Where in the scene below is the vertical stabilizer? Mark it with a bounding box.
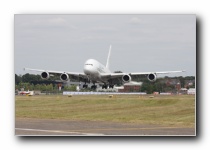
[106,45,112,69]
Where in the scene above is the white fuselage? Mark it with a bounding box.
[83,59,111,83]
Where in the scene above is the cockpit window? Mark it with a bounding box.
[85,64,93,66]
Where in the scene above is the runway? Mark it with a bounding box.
[15,118,195,136]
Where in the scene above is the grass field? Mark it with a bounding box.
[15,94,195,128]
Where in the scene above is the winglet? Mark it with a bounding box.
[106,45,112,69]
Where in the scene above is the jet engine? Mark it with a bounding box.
[60,73,69,81]
[122,74,132,82]
[41,71,50,80]
[147,73,157,82]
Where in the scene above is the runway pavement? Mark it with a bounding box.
[15,118,195,136]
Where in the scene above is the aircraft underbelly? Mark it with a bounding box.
[88,73,107,83]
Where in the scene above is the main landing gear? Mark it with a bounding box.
[102,84,114,89]
[83,84,97,90]
[83,84,88,88]
[83,79,89,89]
[91,85,97,90]
[102,85,108,89]
[82,82,113,90]
[109,85,114,89]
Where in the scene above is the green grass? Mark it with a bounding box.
[15,94,195,128]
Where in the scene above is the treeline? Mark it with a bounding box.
[139,76,195,94]
[15,73,76,93]
[15,82,76,93]
[15,73,60,85]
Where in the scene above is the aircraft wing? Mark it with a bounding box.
[101,70,185,84]
[24,68,87,80]
[101,70,185,78]
[129,70,186,77]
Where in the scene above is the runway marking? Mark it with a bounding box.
[16,126,191,133]
[70,126,187,132]
[15,128,104,136]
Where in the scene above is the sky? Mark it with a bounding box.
[14,14,196,77]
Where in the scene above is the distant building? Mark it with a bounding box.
[180,88,188,94]
[184,80,195,88]
[164,78,180,86]
[187,88,196,95]
[179,88,196,95]
[118,81,142,92]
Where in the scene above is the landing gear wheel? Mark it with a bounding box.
[83,84,88,88]
[102,85,108,89]
[109,85,114,89]
[91,85,97,90]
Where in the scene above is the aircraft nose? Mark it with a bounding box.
[84,65,94,75]
[84,65,97,75]
[84,59,97,75]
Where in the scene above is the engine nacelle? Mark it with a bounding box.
[41,71,50,80]
[60,73,69,81]
[147,73,157,82]
[122,74,132,82]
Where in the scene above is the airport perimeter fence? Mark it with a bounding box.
[63,91,147,95]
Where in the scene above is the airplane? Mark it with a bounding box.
[24,45,185,90]
[19,90,30,95]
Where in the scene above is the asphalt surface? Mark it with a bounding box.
[15,118,195,136]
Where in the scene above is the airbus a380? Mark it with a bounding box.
[24,45,185,90]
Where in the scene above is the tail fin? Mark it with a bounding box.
[106,45,112,69]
